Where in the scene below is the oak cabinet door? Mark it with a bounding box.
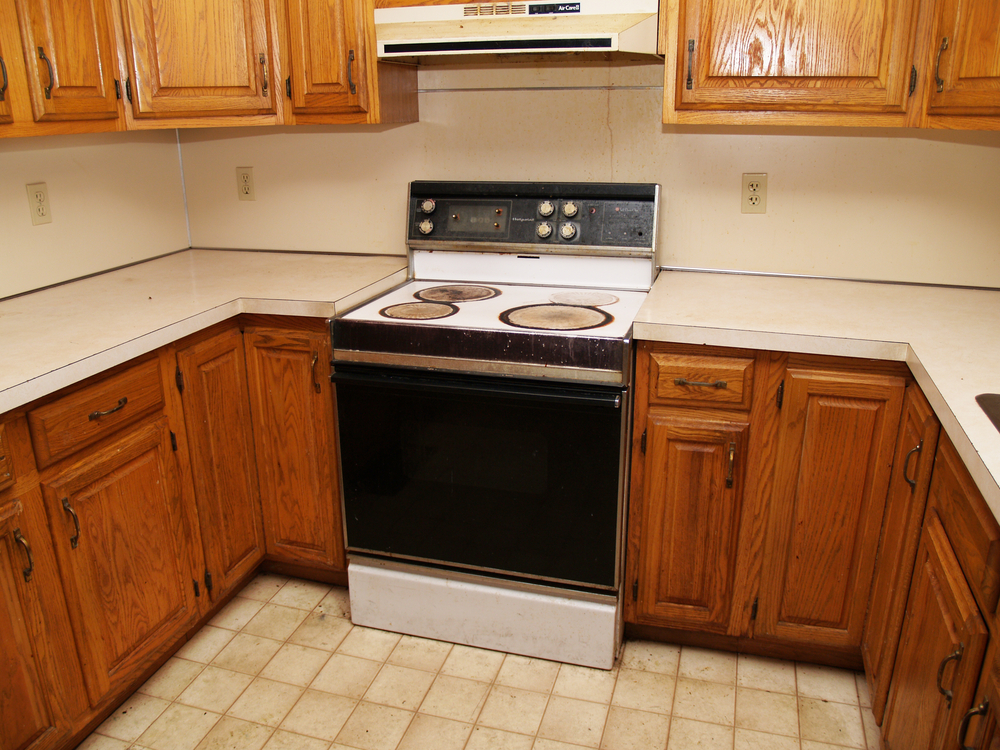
[12,0,120,121]
[0,34,12,124]
[42,416,199,706]
[176,326,265,602]
[631,411,749,635]
[673,0,920,114]
[756,367,904,652]
[926,0,1000,117]
[881,512,988,750]
[244,327,345,571]
[285,0,369,115]
[863,383,940,723]
[119,0,277,118]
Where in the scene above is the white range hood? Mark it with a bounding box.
[374,0,659,58]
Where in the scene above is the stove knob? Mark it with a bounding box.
[419,199,436,214]
[536,222,553,239]
[562,201,579,218]
[418,219,434,235]
[538,200,555,217]
[559,222,577,240]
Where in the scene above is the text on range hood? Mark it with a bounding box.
[374,0,659,58]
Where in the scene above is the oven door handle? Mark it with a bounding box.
[331,368,624,409]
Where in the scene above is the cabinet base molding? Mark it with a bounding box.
[261,559,348,586]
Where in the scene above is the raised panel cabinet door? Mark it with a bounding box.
[881,512,988,750]
[0,33,13,124]
[245,327,345,571]
[673,0,920,113]
[42,416,198,705]
[926,0,1000,116]
[176,327,265,601]
[863,383,940,723]
[119,0,276,118]
[631,412,749,634]
[286,0,369,115]
[12,0,120,121]
[756,368,904,653]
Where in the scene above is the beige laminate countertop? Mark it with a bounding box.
[0,249,408,414]
[634,270,1000,517]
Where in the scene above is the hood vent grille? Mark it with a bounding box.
[464,3,528,16]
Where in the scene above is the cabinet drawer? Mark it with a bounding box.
[928,435,1000,616]
[28,359,164,468]
[649,352,754,409]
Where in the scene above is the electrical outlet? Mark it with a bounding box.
[741,173,767,214]
[236,167,255,201]
[26,182,52,225]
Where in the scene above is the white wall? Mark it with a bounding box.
[180,62,1000,288]
[0,131,190,299]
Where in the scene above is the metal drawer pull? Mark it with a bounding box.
[903,440,923,490]
[935,37,949,92]
[348,50,356,95]
[726,442,735,488]
[936,642,964,708]
[959,697,989,750]
[311,353,322,393]
[674,378,727,389]
[62,498,80,549]
[14,529,33,582]
[686,39,694,90]
[37,47,54,99]
[89,396,127,421]
[259,53,268,96]
[0,55,8,101]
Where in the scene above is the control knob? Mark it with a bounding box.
[418,219,434,235]
[538,200,555,217]
[536,222,553,239]
[562,201,579,218]
[419,199,436,214]
[559,222,577,240]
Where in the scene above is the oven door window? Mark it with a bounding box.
[335,369,623,590]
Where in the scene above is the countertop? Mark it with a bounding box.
[0,249,408,414]
[634,270,1000,517]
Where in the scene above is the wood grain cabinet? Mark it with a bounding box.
[0,26,12,125]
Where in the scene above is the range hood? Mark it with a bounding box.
[374,0,659,58]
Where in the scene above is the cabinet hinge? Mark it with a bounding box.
[285,76,292,99]
[125,77,132,103]
[751,597,759,620]
[114,79,121,100]
[175,365,184,394]
[170,431,177,452]
[776,380,784,409]
[193,579,201,597]
[909,65,918,97]
[632,580,638,601]
[204,570,213,592]
[640,429,647,454]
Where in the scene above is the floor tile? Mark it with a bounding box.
[177,666,254,713]
[862,706,881,749]
[735,687,798,736]
[856,673,872,708]
[465,726,534,750]
[239,574,290,603]
[419,674,491,723]
[260,729,331,750]
[534,739,593,750]
[194,716,272,750]
[552,664,617,704]
[243,604,310,641]
[600,706,670,750]
[279,690,357,742]
[611,668,675,715]
[212,634,284,676]
[477,685,550,735]
[537,696,608,748]
[497,655,561,694]
[673,677,736,726]
[138,658,205,701]
[136,703,221,750]
[678,647,738,685]
[316,587,352,619]
[799,697,866,748]
[620,640,681,675]
[364,664,436,710]
[209,597,265,631]
[95,694,171,742]
[397,713,472,750]
[270,580,332,610]
[260,643,331,687]
[176,627,237,664]
[76,736,131,750]
[289,612,354,652]
[337,626,402,662]
[440,644,506,682]
[801,743,853,750]
[735,728,801,750]
[335,702,414,750]
[736,654,797,695]
[227,678,304,727]
[796,663,860,705]
[666,718,733,750]
[311,653,382,699]
[388,635,454,673]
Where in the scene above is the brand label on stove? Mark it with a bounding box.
[529,3,581,15]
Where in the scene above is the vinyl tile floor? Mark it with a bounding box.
[79,573,882,750]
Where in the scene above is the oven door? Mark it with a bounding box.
[333,364,626,592]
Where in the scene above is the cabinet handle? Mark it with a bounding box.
[348,50,356,95]
[61,497,80,549]
[0,56,8,101]
[726,442,735,488]
[14,529,34,582]
[674,378,727,389]
[311,352,322,393]
[259,53,268,97]
[936,642,964,708]
[959,697,989,750]
[89,396,127,421]
[903,440,923,490]
[686,40,694,90]
[37,47,54,99]
[935,37,949,93]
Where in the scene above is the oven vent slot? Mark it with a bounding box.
[464,3,528,16]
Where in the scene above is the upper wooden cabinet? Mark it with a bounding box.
[0,29,13,125]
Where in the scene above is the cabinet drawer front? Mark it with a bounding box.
[649,353,754,408]
[28,359,164,468]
